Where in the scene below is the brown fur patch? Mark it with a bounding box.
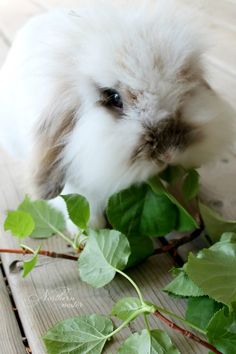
[178,58,204,84]
[32,109,77,199]
[125,88,138,103]
[153,55,165,73]
[179,65,194,82]
[115,81,138,105]
[132,114,203,163]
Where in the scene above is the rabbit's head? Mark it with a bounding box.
[32,1,235,215]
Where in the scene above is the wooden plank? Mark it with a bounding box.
[0,0,44,42]
[179,1,236,81]
[30,0,83,10]
[182,0,236,32]
[0,148,206,353]
[200,152,236,220]
[204,58,236,110]
[204,0,236,32]
[0,36,9,68]
[205,25,236,75]
[0,262,26,354]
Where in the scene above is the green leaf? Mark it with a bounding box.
[182,169,199,201]
[18,196,65,238]
[220,232,236,243]
[159,165,186,184]
[78,229,130,288]
[126,235,154,268]
[4,210,35,239]
[107,183,177,237]
[148,176,198,232]
[150,330,180,354]
[118,329,150,354]
[43,314,113,354]
[186,297,223,331]
[199,202,236,243]
[118,329,180,354]
[111,297,142,321]
[186,237,236,308]
[22,247,40,278]
[163,268,204,297]
[61,194,90,229]
[111,297,155,322]
[207,309,236,354]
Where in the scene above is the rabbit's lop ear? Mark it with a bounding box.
[30,96,78,200]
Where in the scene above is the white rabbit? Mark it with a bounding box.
[0,0,235,231]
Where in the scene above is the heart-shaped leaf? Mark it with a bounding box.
[61,194,90,229]
[111,297,155,322]
[186,236,236,308]
[4,210,35,239]
[118,329,180,354]
[78,229,130,288]
[43,314,113,354]
[150,330,180,354]
[118,329,149,354]
[107,183,177,238]
[126,235,154,268]
[163,268,204,297]
[186,297,223,331]
[18,196,65,238]
[207,308,236,354]
[112,297,143,322]
[148,176,198,232]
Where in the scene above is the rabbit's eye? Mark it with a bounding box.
[101,88,123,110]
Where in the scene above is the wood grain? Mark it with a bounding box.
[0,0,43,42]
[0,36,9,68]
[200,152,236,220]
[182,0,236,32]
[0,262,26,353]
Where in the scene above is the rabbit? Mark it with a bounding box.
[0,0,235,233]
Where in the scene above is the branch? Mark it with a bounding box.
[153,310,222,354]
[0,248,79,261]
[153,224,204,255]
[0,225,204,262]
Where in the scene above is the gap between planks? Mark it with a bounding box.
[0,258,27,354]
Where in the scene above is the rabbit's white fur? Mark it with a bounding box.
[0,0,235,230]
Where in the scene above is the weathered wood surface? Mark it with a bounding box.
[0,263,26,354]
[0,37,8,68]
[0,0,42,42]
[0,0,236,353]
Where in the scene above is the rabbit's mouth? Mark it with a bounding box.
[131,117,203,165]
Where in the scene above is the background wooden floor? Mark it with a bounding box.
[0,1,236,353]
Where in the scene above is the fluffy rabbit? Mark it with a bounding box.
[0,0,235,231]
